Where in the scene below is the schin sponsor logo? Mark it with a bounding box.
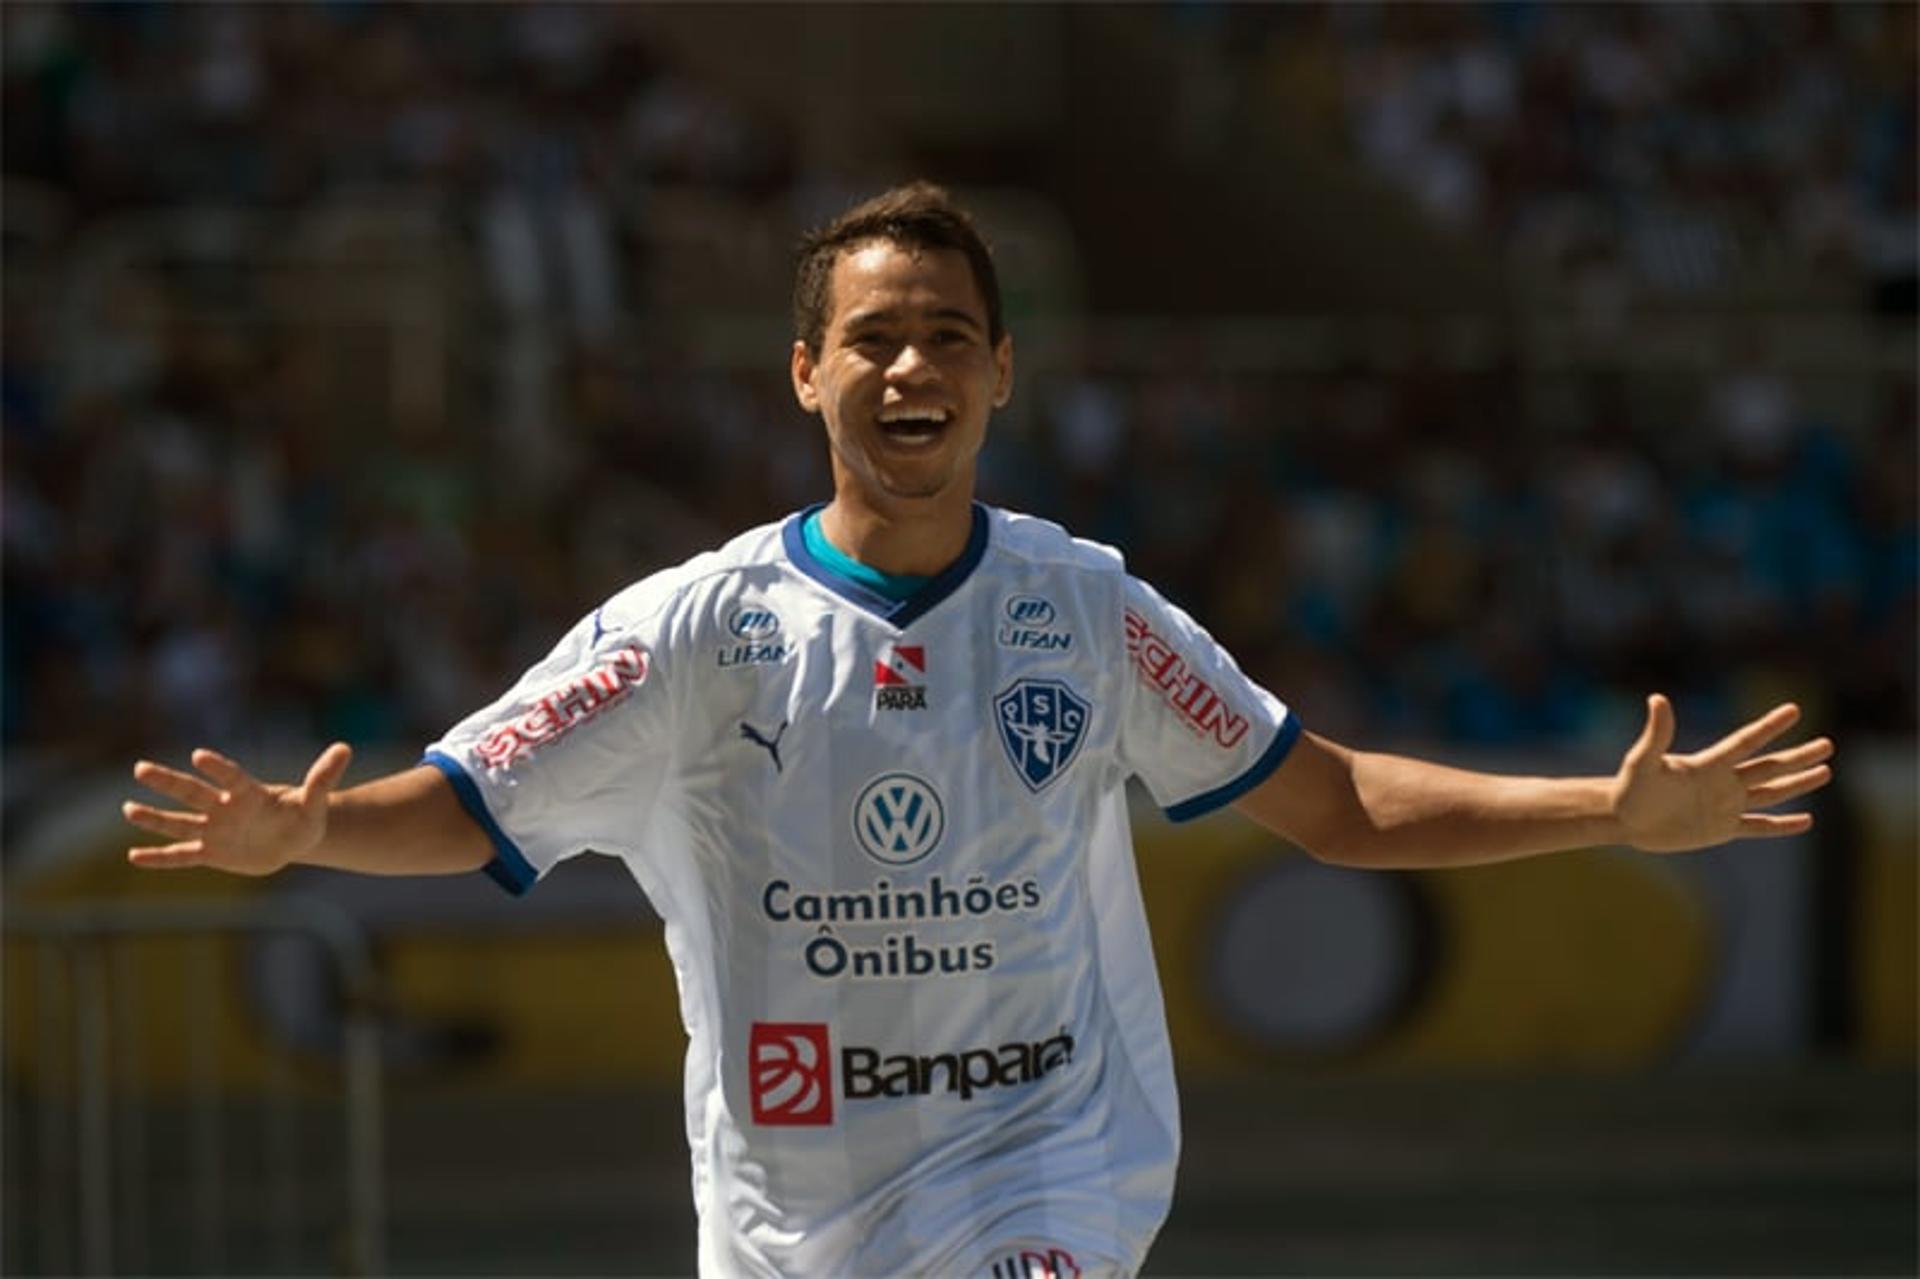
[1123,608,1249,748]
[474,643,650,769]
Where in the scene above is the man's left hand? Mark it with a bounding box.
[1612,694,1834,853]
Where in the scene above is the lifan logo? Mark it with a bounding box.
[1003,595,1057,627]
[749,1023,833,1126]
[726,604,781,640]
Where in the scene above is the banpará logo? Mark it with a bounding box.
[747,1021,1076,1125]
[844,1028,1075,1102]
[749,1022,833,1126]
[852,773,945,865]
[994,679,1090,792]
[726,604,781,639]
[998,595,1071,652]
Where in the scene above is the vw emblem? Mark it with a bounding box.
[852,773,946,866]
[726,605,781,640]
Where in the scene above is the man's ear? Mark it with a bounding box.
[991,334,1014,409]
[791,340,821,414]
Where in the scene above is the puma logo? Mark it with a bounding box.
[739,719,790,773]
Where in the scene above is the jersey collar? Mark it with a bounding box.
[781,502,990,628]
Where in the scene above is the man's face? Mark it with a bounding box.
[792,240,1012,509]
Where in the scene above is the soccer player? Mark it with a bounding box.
[124,182,1834,1278]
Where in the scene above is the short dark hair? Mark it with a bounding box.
[792,181,1004,356]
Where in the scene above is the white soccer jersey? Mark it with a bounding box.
[426,504,1299,1278]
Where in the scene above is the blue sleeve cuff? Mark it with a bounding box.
[422,750,540,896]
[1163,714,1302,824]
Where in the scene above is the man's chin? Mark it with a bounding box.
[869,462,964,503]
[878,478,955,502]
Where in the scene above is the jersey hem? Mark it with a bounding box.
[1162,714,1302,823]
[421,750,539,895]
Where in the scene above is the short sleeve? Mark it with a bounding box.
[1116,576,1300,822]
[423,599,676,895]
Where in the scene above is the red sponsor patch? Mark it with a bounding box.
[749,1022,834,1126]
[472,643,650,770]
[1124,609,1249,749]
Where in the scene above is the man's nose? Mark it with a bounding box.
[884,343,935,383]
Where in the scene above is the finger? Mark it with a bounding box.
[1625,693,1676,769]
[121,801,208,841]
[1737,812,1815,838]
[1698,703,1802,765]
[190,748,258,792]
[127,840,207,869]
[132,760,227,810]
[300,742,353,804]
[1734,737,1835,784]
[1748,765,1833,807]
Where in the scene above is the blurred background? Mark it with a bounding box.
[3,3,1914,1276]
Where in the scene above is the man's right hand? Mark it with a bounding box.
[125,743,354,876]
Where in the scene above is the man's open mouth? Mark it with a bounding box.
[877,407,951,446]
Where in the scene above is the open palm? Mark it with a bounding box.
[124,744,353,875]
[1612,695,1833,854]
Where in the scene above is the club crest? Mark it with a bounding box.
[994,679,1090,793]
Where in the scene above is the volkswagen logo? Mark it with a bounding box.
[726,605,781,640]
[1003,595,1057,627]
[852,773,946,866]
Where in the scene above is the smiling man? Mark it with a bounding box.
[125,182,1834,1278]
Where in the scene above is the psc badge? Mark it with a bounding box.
[994,679,1090,793]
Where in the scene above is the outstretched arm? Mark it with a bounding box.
[1235,695,1834,869]
[124,745,493,878]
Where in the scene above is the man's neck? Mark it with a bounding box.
[817,491,975,577]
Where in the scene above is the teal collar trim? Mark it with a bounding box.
[800,510,932,602]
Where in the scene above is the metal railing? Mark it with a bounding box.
[4,901,384,1277]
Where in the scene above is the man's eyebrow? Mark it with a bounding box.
[841,306,985,331]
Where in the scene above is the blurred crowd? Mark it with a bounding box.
[3,3,1914,801]
[1194,3,1916,312]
